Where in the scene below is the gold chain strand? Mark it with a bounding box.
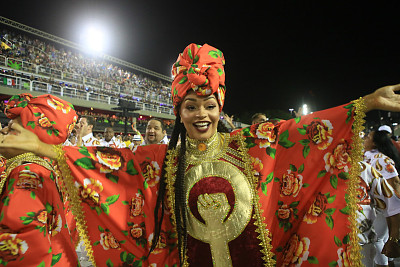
[347,98,367,266]
[52,144,97,267]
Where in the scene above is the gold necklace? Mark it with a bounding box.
[185,133,228,165]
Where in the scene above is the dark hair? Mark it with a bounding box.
[150,112,187,264]
[148,118,166,131]
[373,130,400,173]
[81,115,96,128]
[251,112,266,124]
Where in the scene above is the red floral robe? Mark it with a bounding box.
[0,160,79,266]
[59,102,364,266]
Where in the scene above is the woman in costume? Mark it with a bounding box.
[364,130,400,267]
[1,43,400,267]
[0,94,79,266]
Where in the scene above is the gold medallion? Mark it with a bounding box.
[185,161,253,267]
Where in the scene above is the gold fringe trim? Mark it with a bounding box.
[347,98,366,266]
[52,145,97,267]
[235,133,276,267]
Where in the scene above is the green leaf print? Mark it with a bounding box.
[178,76,188,84]
[261,182,268,196]
[307,256,319,264]
[106,258,114,267]
[338,172,349,180]
[324,208,336,216]
[101,203,110,215]
[266,147,276,159]
[266,172,274,184]
[339,206,350,215]
[126,253,135,264]
[27,121,36,129]
[106,173,119,184]
[330,175,338,189]
[302,145,310,159]
[297,127,306,135]
[333,236,342,247]
[327,195,336,204]
[106,194,120,205]
[51,253,62,266]
[132,260,143,267]
[188,48,193,59]
[325,215,334,229]
[193,55,199,64]
[74,157,95,169]
[298,164,305,174]
[120,251,128,262]
[78,147,91,157]
[126,160,139,175]
[208,50,220,58]
[317,170,327,178]
[278,130,295,148]
[343,234,350,244]
[37,261,46,267]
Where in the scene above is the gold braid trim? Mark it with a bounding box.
[347,98,366,266]
[0,153,55,196]
[164,148,190,265]
[52,144,97,267]
[235,133,276,267]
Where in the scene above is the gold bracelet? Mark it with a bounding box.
[389,236,400,243]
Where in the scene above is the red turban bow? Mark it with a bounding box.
[171,43,226,115]
[5,93,78,144]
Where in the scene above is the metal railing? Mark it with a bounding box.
[0,71,175,115]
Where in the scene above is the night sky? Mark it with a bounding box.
[2,1,400,117]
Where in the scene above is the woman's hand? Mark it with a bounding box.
[364,84,400,112]
[0,121,55,158]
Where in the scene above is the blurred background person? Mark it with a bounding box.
[100,127,126,148]
[364,129,400,267]
[251,112,267,124]
[144,118,168,145]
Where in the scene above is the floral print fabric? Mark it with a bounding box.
[60,103,364,266]
[4,93,77,145]
[171,43,226,115]
[0,163,79,266]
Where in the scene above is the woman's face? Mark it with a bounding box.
[364,131,375,151]
[179,90,220,141]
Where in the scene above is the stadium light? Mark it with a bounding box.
[302,104,308,115]
[80,24,107,53]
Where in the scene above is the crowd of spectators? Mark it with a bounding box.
[0,28,172,107]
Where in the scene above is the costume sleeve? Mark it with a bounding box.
[58,145,179,267]
[361,162,400,217]
[0,163,78,267]
[241,100,365,266]
[373,156,399,180]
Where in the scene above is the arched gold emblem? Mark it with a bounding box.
[185,161,253,267]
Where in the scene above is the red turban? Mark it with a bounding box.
[5,94,78,145]
[171,43,226,115]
